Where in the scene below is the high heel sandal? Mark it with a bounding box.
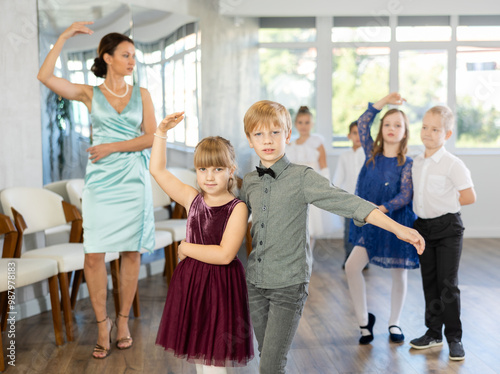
[115,313,133,350]
[93,316,113,359]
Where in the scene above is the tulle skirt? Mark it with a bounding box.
[156,257,254,367]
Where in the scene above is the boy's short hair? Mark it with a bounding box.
[426,105,455,132]
[244,100,292,135]
[348,121,358,133]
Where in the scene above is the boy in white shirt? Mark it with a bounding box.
[409,105,476,361]
[333,121,365,267]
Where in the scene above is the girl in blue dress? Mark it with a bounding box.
[345,93,418,345]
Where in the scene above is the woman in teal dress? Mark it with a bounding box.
[38,21,156,359]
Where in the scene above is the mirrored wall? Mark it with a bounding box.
[37,0,198,183]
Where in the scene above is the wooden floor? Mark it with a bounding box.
[4,238,500,373]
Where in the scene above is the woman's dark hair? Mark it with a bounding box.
[91,33,134,78]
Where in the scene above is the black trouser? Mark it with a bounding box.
[414,212,464,343]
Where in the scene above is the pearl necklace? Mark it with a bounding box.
[102,81,129,98]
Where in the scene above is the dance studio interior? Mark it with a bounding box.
[1,0,499,372]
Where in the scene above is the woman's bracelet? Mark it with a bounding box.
[154,133,167,139]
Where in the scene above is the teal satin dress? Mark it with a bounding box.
[82,85,155,253]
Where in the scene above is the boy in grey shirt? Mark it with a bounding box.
[239,100,425,374]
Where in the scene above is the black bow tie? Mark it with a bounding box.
[256,166,276,178]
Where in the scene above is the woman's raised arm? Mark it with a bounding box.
[38,21,94,108]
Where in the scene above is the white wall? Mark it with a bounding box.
[0,0,43,190]
[456,154,498,238]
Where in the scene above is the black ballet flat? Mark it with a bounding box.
[388,325,405,343]
[359,313,376,345]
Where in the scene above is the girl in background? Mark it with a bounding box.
[287,106,335,242]
[151,113,254,373]
[345,93,418,345]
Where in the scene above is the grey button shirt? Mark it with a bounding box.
[239,155,376,289]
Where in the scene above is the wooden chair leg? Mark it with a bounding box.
[169,242,179,284]
[48,275,64,346]
[132,288,140,318]
[0,292,7,332]
[110,259,121,318]
[0,326,4,372]
[70,270,84,310]
[165,242,178,286]
[163,243,174,284]
[172,242,179,273]
[163,244,173,278]
[58,272,74,342]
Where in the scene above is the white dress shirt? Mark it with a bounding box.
[412,147,474,219]
[332,147,365,194]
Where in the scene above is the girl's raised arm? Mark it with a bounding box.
[177,202,248,265]
[373,92,406,111]
[150,112,198,210]
[38,22,94,108]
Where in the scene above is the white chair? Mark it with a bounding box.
[63,178,173,317]
[0,214,64,371]
[63,178,86,309]
[66,178,85,212]
[0,187,120,342]
[132,230,173,317]
[43,180,71,202]
[168,167,199,193]
[151,168,199,284]
[43,180,72,246]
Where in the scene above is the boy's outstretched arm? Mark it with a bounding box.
[365,209,425,255]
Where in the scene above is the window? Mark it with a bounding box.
[259,17,317,140]
[65,51,98,138]
[330,17,391,146]
[63,23,201,147]
[332,16,391,43]
[456,47,500,147]
[259,48,317,137]
[457,16,500,41]
[332,47,390,146]
[399,50,448,145]
[138,22,201,146]
[259,17,316,43]
[259,15,500,151]
[396,16,452,42]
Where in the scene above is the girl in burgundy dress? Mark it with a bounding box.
[150,112,254,373]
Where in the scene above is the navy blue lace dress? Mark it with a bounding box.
[349,103,418,269]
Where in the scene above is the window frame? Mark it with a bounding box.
[259,15,500,155]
